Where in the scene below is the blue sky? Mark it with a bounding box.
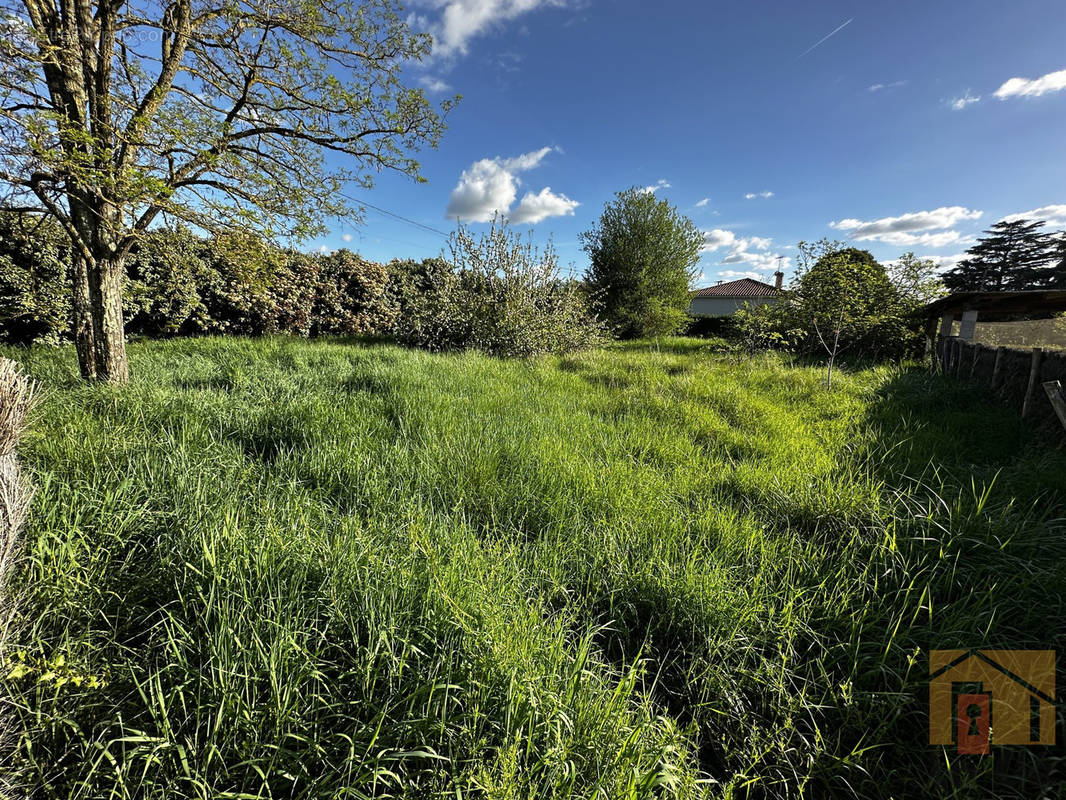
[311,0,1066,286]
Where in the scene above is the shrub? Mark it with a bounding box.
[313,250,397,335]
[385,257,452,320]
[732,301,802,356]
[196,233,293,335]
[732,241,922,374]
[397,219,603,357]
[0,214,71,345]
[124,227,213,337]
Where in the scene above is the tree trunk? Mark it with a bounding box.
[87,255,129,384]
[826,327,841,391]
[72,254,96,380]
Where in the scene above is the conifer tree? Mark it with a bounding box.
[943,219,1056,292]
[1048,235,1066,290]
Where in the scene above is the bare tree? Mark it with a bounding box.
[0,0,453,381]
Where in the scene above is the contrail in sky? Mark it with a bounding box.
[798,18,853,58]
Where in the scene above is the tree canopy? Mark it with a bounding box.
[943,219,1059,292]
[580,188,703,338]
[0,0,453,381]
[887,252,946,305]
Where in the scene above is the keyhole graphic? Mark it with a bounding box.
[966,703,982,736]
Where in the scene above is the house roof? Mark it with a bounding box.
[691,278,781,298]
[921,290,1066,318]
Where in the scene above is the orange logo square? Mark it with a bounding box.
[929,650,1056,753]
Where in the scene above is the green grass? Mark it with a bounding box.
[2,336,1064,798]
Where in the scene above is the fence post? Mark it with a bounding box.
[991,346,1005,391]
[1044,381,1066,432]
[1022,347,1044,418]
[969,343,981,380]
[954,339,965,377]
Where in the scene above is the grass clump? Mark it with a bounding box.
[1,336,1063,798]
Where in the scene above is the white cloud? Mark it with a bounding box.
[701,228,791,272]
[1001,204,1066,227]
[510,187,579,224]
[950,91,981,110]
[929,254,966,271]
[994,68,1066,100]
[884,253,966,273]
[695,197,709,207]
[446,146,577,223]
[744,191,774,199]
[423,0,569,59]
[341,233,354,243]
[701,229,737,252]
[447,158,523,222]
[869,80,906,92]
[418,75,452,92]
[499,147,554,172]
[639,179,671,194]
[856,230,965,248]
[829,206,981,247]
[715,270,771,282]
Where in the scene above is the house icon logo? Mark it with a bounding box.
[929,649,1056,755]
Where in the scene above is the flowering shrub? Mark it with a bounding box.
[313,251,397,335]
[396,219,604,357]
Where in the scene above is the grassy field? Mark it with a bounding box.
[2,336,1064,798]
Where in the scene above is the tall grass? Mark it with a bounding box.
[1,336,1063,798]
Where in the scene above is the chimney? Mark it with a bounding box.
[773,271,784,291]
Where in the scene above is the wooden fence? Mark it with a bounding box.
[935,337,1066,439]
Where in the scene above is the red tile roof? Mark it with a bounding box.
[691,278,782,298]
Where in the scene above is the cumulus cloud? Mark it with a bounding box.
[1001,204,1066,227]
[884,253,966,272]
[928,253,967,271]
[715,270,771,282]
[701,228,790,272]
[446,146,576,223]
[701,229,737,252]
[341,233,354,243]
[857,230,966,247]
[744,191,774,199]
[510,187,579,223]
[418,75,452,92]
[639,179,671,194]
[420,0,569,59]
[830,206,981,247]
[950,91,981,110]
[695,197,709,207]
[994,68,1066,99]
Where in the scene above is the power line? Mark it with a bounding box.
[339,192,451,239]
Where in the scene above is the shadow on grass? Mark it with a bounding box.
[607,337,729,356]
[849,364,1066,799]
[863,365,1066,501]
